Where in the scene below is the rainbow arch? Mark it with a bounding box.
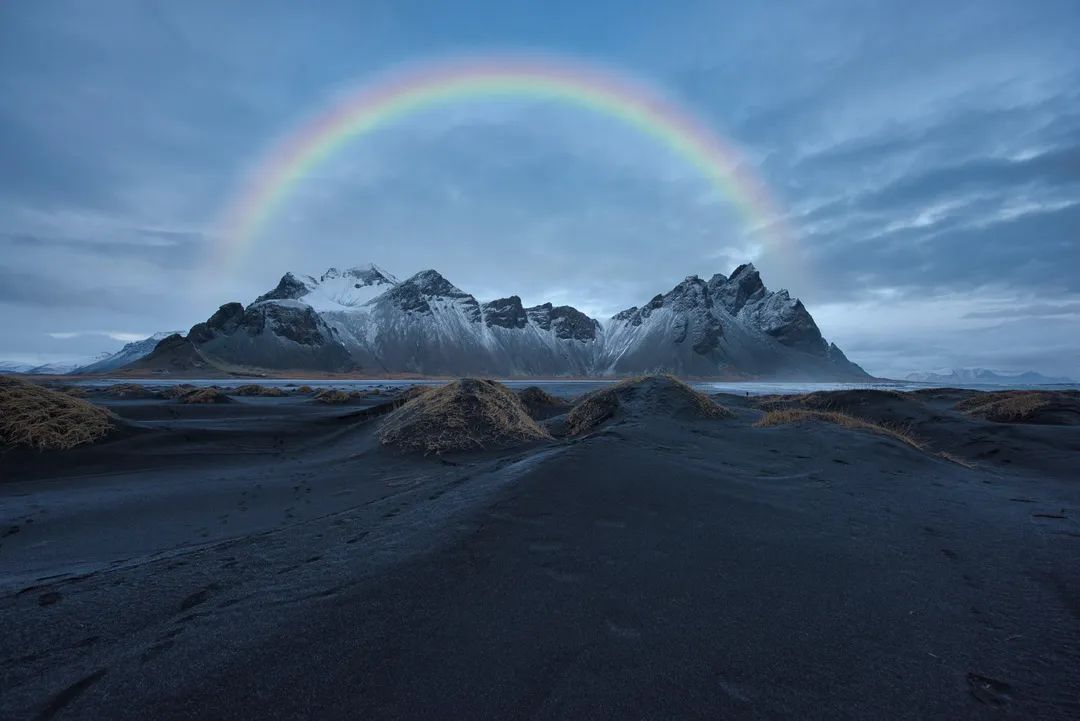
[213,53,790,271]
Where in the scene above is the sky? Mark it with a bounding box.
[1,0,1078,379]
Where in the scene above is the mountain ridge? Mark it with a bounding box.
[134,263,871,380]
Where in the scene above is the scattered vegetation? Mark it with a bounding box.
[517,386,569,419]
[755,389,906,412]
[0,375,114,450]
[956,391,1051,422]
[179,387,232,404]
[103,383,160,399]
[754,408,923,450]
[378,378,551,454]
[160,384,199,400]
[231,384,287,397]
[566,375,732,435]
[313,389,351,404]
[397,385,434,402]
[295,385,314,394]
[518,386,564,407]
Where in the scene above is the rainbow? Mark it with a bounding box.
[213,53,791,270]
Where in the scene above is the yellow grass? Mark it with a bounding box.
[753,408,923,450]
[180,387,231,404]
[378,378,550,454]
[0,375,113,450]
[313,389,351,404]
[956,391,1052,422]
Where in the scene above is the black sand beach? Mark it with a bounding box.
[2,381,1079,719]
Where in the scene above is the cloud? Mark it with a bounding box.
[0,0,1078,377]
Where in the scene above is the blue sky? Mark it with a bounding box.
[1,0,1078,378]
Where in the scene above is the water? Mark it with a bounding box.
[67,377,1080,399]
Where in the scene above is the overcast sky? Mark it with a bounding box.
[2,0,1078,378]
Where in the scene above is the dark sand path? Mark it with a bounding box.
[2,391,1078,719]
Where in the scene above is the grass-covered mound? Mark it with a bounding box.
[754,408,922,449]
[103,383,161,399]
[517,386,568,419]
[378,378,551,454]
[179,387,232,404]
[955,390,1080,424]
[313,389,351,404]
[160,384,199,400]
[231,384,287,397]
[0,375,114,450]
[566,375,732,436]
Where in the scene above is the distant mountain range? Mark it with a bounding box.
[906,368,1075,385]
[127,262,870,380]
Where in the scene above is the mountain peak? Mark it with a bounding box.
[401,269,466,297]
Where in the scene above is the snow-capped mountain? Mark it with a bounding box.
[135,262,870,379]
[0,356,109,375]
[254,264,399,311]
[72,331,182,374]
[906,368,1075,385]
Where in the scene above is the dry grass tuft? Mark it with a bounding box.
[313,389,351,404]
[566,390,621,436]
[518,385,565,408]
[295,385,314,394]
[397,385,434,403]
[160,384,199,400]
[754,408,923,450]
[231,384,287,397]
[103,383,160,399]
[566,374,732,435]
[180,387,231,404]
[956,391,1052,422]
[378,378,550,454]
[0,375,114,450]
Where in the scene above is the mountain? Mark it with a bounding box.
[906,368,1075,385]
[0,356,109,375]
[134,262,870,379]
[72,332,182,374]
[0,361,35,374]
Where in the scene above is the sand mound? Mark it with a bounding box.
[517,386,568,419]
[103,383,161,399]
[179,388,232,404]
[231,384,287,397]
[567,375,732,435]
[755,408,922,449]
[0,375,114,450]
[378,378,551,454]
[313,389,351,404]
[956,391,1080,424]
[160,384,198,400]
[756,388,933,427]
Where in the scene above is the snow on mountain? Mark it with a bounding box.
[254,263,398,312]
[906,368,1075,385]
[73,331,182,374]
[0,361,36,373]
[162,262,869,379]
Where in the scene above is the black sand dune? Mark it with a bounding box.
[2,380,1078,719]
